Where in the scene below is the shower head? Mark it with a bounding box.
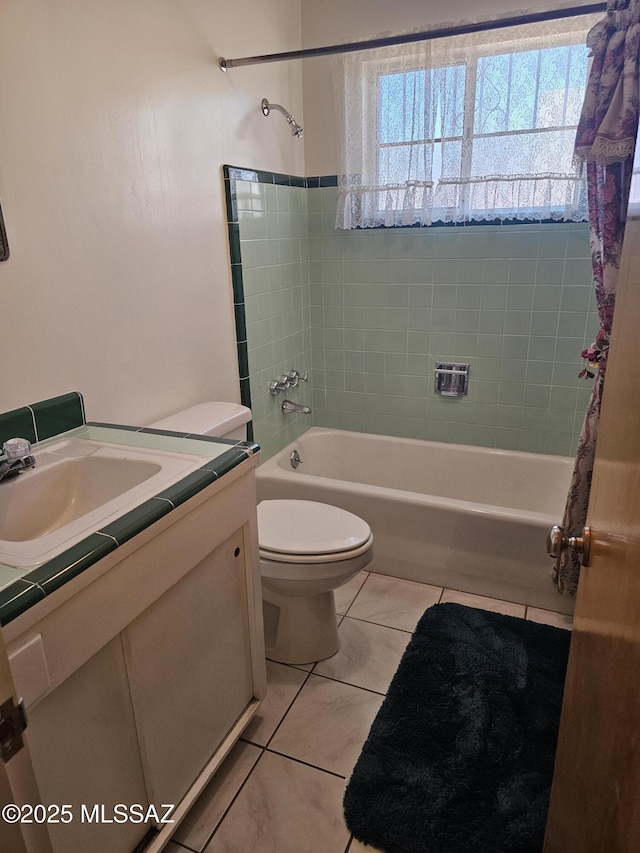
[261,98,303,138]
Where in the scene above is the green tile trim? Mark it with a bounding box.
[234,302,247,342]
[237,342,250,379]
[224,165,331,190]
[231,264,245,304]
[0,407,37,447]
[0,564,27,594]
[136,428,238,445]
[22,534,118,597]
[99,498,173,547]
[32,392,85,441]
[201,447,250,477]
[0,392,86,448]
[239,377,253,412]
[86,421,140,431]
[155,468,218,508]
[228,223,242,265]
[0,580,46,627]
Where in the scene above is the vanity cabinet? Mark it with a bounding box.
[3,458,266,853]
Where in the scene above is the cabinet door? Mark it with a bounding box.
[123,528,254,807]
[25,635,149,853]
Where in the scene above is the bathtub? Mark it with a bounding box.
[256,427,575,616]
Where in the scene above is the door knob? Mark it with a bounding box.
[547,524,592,567]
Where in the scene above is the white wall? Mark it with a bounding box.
[300,0,604,175]
[0,0,304,425]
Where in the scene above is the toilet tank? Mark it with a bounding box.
[148,403,252,441]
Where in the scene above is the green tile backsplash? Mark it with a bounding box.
[226,169,598,460]
[0,391,85,448]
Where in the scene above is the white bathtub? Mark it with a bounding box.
[256,427,575,615]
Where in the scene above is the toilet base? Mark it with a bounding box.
[262,586,340,665]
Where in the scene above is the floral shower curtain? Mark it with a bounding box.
[554,0,640,595]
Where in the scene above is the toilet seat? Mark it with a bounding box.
[258,499,373,564]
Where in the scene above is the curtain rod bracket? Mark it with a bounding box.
[219,57,228,72]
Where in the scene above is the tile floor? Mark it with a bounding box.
[165,570,572,853]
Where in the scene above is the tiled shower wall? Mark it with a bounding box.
[228,169,598,460]
[308,189,597,456]
[235,174,314,460]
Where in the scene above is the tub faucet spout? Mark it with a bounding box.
[282,399,311,415]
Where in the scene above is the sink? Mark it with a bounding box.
[0,437,207,568]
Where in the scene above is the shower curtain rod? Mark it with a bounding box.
[219,2,606,70]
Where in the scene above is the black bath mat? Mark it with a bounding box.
[344,603,571,853]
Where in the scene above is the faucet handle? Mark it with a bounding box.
[287,370,309,387]
[3,438,33,459]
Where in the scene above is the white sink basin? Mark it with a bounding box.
[0,438,207,568]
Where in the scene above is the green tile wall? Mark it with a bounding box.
[308,188,596,456]
[230,171,598,460]
[235,177,314,460]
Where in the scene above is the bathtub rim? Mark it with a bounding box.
[257,426,572,527]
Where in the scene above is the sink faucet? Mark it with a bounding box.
[281,399,312,415]
[0,438,36,483]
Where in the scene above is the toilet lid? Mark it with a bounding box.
[257,499,372,556]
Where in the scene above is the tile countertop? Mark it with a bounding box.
[0,423,260,627]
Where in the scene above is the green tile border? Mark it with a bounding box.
[202,447,251,477]
[0,392,85,448]
[22,534,118,596]
[0,407,37,447]
[0,410,260,626]
[31,392,85,441]
[98,498,173,547]
[154,468,218,508]
[0,580,45,626]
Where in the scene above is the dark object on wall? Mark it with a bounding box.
[0,201,9,261]
[344,602,571,853]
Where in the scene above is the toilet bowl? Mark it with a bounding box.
[258,499,373,664]
[148,403,374,664]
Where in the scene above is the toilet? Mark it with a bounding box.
[148,403,374,665]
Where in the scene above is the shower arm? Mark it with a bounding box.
[261,99,303,137]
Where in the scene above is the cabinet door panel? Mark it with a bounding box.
[123,528,254,806]
[26,636,149,853]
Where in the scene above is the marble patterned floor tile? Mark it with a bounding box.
[313,616,411,694]
[204,751,350,853]
[172,740,261,851]
[241,660,308,746]
[269,674,383,777]
[347,573,443,632]
[335,570,369,615]
[526,606,573,630]
[440,589,526,618]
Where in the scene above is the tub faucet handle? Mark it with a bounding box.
[287,370,309,388]
[269,375,291,395]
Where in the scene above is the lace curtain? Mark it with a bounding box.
[334,14,602,229]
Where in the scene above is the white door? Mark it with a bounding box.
[544,210,640,846]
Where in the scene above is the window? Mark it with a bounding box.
[335,15,600,228]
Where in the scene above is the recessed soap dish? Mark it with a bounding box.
[434,362,470,397]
